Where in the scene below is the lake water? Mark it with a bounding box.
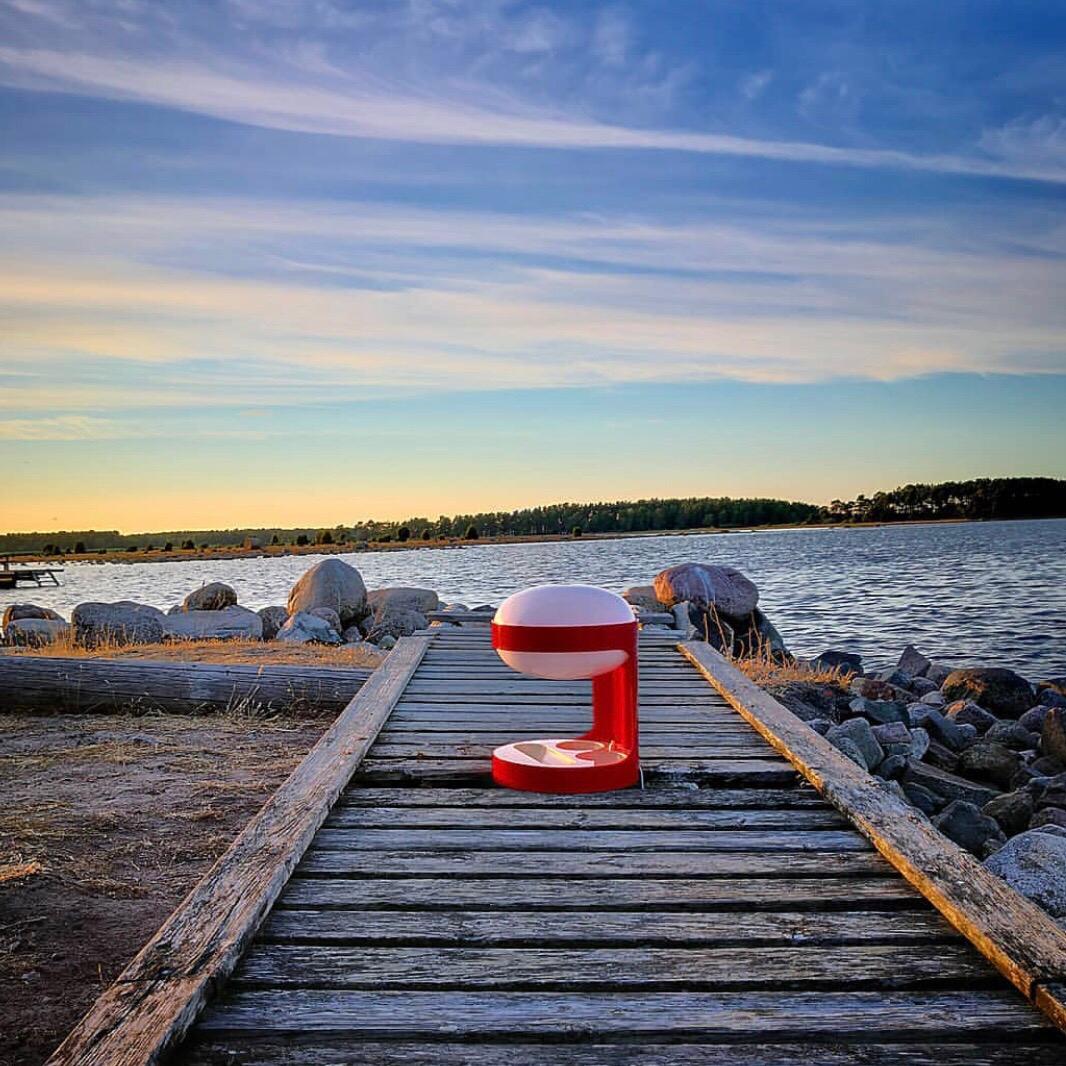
[5,519,1065,679]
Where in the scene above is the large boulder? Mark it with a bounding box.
[276,611,342,645]
[2,603,63,628]
[257,605,288,640]
[287,559,367,626]
[5,617,70,646]
[367,587,439,615]
[941,667,1036,719]
[162,605,263,642]
[901,759,1000,808]
[984,829,1066,918]
[181,582,237,611]
[72,601,165,648]
[652,563,758,621]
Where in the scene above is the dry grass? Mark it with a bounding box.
[5,632,385,669]
[731,637,855,693]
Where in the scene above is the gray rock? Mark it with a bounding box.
[257,606,288,640]
[812,650,863,674]
[924,663,955,687]
[310,606,343,631]
[877,754,907,780]
[752,607,788,655]
[367,587,440,615]
[985,719,1040,752]
[924,739,960,772]
[622,585,662,611]
[902,781,944,815]
[833,736,871,771]
[162,605,263,642]
[276,611,342,645]
[983,789,1034,836]
[1037,678,1066,700]
[881,779,908,801]
[909,727,930,760]
[2,603,64,627]
[910,676,939,697]
[366,606,429,644]
[933,800,1005,856]
[902,759,1000,807]
[945,700,998,734]
[897,644,931,678]
[5,617,70,646]
[653,563,759,620]
[1019,705,1050,733]
[827,718,883,771]
[851,676,912,703]
[920,690,947,707]
[912,708,969,752]
[72,601,165,648]
[378,634,397,650]
[984,830,1066,917]
[1042,709,1066,765]
[182,581,237,611]
[956,741,1022,790]
[871,721,913,758]
[849,697,909,726]
[806,718,834,736]
[1034,774,1066,812]
[876,667,914,690]
[941,667,1036,719]
[1032,755,1066,777]
[287,558,368,626]
[1031,808,1066,831]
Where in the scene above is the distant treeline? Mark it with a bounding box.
[824,477,1066,524]
[2,478,1063,554]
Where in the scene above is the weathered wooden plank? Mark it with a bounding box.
[260,907,953,945]
[352,756,797,787]
[196,989,1055,1039]
[367,741,774,758]
[389,704,735,720]
[233,942,989,990]
[681,641,1066,1032]
[336,786,825,809]
[371,729,768,747]
[0,656,371,717]
[180,1040,1066,1066]
[311,827,870,852]
[324,806,847,830]
[298,848,891,877]
[278,875,919,911]
[44,634,433,1066]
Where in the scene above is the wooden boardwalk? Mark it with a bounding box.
[49,625,1066,1065]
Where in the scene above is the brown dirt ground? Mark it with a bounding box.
[0,712,328,1066]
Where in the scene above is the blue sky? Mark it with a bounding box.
[0,0,1064,530]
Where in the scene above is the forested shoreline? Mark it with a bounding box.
[3,477,1063,554]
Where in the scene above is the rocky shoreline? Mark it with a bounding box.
[3,556,1064,929]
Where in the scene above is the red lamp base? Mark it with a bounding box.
[491,737,640,794]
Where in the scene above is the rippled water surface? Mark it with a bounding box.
[6,519,1065,677]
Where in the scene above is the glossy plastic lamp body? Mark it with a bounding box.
[490,585,639,793]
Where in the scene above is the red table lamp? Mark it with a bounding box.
[490,584,639,793]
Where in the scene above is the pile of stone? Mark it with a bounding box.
[796,646,1066,924]
[0,559,444,653]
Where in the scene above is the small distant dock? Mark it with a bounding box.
[47,618,1066,1065]
[0,555,63,590]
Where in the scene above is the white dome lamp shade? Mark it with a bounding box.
[490,584,640,793]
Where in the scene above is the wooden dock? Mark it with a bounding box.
[48,623,1066,1065]
[0,554,63,589]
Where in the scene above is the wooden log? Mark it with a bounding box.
[680,640,1066,1033]
[44,634,432,1066]
[0,656,372,717]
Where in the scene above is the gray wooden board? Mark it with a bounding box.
[335,787,825,809]
[310,828,870,852]
[195,989,1056,1039]
[352,757,798,787]
[297,849,892,877]
[277,876,920,911]
[367,742,776,758]
[260,908,953,945]
[232,943,990,991]
[324,807,848,829]
[180,1040,1066,1066]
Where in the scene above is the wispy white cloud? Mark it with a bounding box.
[0,414,136,439]
[0,46,1063,184]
